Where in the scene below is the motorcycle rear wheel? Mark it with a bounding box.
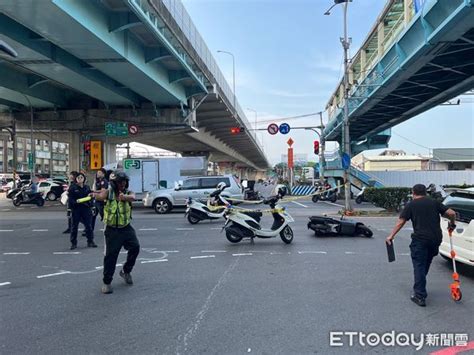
[312,195,319,203]
[36,198,45,207]
[13,198,21,207]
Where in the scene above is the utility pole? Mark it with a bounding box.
[319,112,326,183]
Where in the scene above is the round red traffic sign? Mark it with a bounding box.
[267,123,279,135]
[128,124,139,135]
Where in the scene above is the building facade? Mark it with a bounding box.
[0,135,69,176]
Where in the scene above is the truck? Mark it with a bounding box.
[104,157,208,200]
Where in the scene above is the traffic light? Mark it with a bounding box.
[84,141,91,152]
[230,127,245,134]
[314,140,320,155]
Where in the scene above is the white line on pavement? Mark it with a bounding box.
[53,252,81,255]
[141,259,168,264]
[95,263,123,270]
[37,271,71,279]
[139,228,158,231]
[210,228,222,230]
[17,208,24,210]
[298,251,327,254]
[232,253,253,256]
[270,252,284,255]
[190,255,215,259]
[163,250,180,253]
[0,282,11,287]
[1,209,11,211]
[32,229,48,232]
[3,252,30,255]
[292,201,307,208]
[345,251,356,255]
[201,250,227,253]
[398,253,410,256]
[176,228,194,231]
[322,201,344,208]
[0,230,14,232]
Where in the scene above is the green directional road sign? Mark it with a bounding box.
[105,122,129,137]
[27,153,35,170]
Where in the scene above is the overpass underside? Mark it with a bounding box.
[324,0,474,143]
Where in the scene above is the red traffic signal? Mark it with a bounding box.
[84,141,91,152]
[230,127,245,134]
[314,140,320,155]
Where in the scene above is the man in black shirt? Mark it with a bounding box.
[386,184,456,307]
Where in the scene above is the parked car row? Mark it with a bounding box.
[3,178,68,201]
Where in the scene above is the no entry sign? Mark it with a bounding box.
[267,123,279,135]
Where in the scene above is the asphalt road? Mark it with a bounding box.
[0,195,473,354]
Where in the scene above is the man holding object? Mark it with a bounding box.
[92,172,140,294]
[386,184,456,307]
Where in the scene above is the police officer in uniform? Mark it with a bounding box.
[92,172,140,294]
[91,168,108,232]
[68,173,97,250]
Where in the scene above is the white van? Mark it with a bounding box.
[439,188,474,266]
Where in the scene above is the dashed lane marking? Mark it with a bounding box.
[345,251,356,255]
[53,252,81,255]
[298,251,327,254]
[3,252,30,255]
[232,253,253,256]
[291,201,307,208]
[176,228,194,231]
[190,255,215,259]
[32,229,48,232]
[139,228,158,231]
[210,227,222,230]
[0,230,14,232]
[37,271,70,279]
[95,263,123,270]
[201,250,227,253]
[0,282,11,287]
[141,259,168,264]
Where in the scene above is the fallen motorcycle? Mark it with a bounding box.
[307,215,373,238]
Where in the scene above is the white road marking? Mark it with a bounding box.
[120,251,128,254]
[163,250,179,253]
[176,228,194,231]
[3,252,30,255]
[95,263,123,270]
[345,251,356,255]
[322,201,344,208]
[210,228,222,230]
[32,229,48,232]
[201,250,227,253]
[17,208,24,210]
[53,252,81,255]
[37,271,71,279]
[141,259,168,264]
[292,201,307,208]
[232,253,253,256]
[298,251,327,254]
[139,228,158,231]
[248,349,251,353]
[247,250,270,253]
[190,255,215,259]
[1,209,11,211]
[0,282,11,287]
[398,253,410,256]
[270,252,284,255]
[0,230,14,232]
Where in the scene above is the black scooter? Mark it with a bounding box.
[12,187,45,207]
[307,215,373,238]
[312,186,337,203]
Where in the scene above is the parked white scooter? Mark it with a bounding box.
[185,182,230,224]
[223,185,294,244]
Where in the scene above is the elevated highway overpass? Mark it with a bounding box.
[323,0,474,154]
[0,0,269,175]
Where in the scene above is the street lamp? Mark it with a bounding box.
[247,108,258,140]
[217,50,236,117]
[325,0,353,212]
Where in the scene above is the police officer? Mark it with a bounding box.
[386,184,456,307]
[91,168,108,232]
[63,171,79,234]
[68,173,97,250]
[92,172,140,294]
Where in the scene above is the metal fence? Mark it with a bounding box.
[368,170,474,187]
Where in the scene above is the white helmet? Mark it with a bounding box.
[274,184,287,196]
[216,182,226,191]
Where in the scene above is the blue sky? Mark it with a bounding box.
[182,0,474,165]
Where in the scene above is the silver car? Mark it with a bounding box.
[143,175,243,214]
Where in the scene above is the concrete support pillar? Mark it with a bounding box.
[68,131,81,172]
